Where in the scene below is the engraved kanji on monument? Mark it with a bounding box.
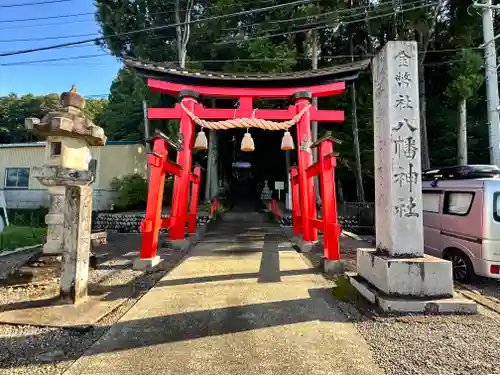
[373,41,424,257]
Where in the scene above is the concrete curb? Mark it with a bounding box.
[0,243,43,257]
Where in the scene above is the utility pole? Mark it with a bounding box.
[142,100,151,184]
[474,0,500,166]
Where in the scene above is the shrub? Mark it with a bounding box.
[7,208,48,228]
[110,173,148,211]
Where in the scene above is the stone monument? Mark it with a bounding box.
[349,41,476,313]
[261,180,272,201]
[25,85,106,304]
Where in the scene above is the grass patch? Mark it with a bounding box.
[332,276,361,302]
[0,225,46,252]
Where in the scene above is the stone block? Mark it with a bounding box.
[347,274,376,304]
[348,272,477,314]
[357,248,453,297]
[133,256,161,270]
[296,238,321,253]
[377,295,478,314]
[324,260,344,276]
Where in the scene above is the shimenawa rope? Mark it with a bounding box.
[180,102,311,131]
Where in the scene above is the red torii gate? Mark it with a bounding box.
[125,58,369,268]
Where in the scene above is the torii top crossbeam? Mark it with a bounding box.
[125,57,370,98]
[124,57,370,122]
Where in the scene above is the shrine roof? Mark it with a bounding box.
[123,57,370,88]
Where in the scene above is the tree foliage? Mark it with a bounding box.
[0,0,494,201]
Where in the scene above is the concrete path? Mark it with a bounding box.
[64,218,384,375]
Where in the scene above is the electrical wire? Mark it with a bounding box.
[214,1,438,45]
[0,0,317,57]
[0,0,72,8]
[0,0,277,26]
[0,53,109,66]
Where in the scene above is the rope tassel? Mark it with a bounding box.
[193,129,208,150]
[241,131,255,152]
[281,131,294,150]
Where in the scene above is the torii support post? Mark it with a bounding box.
[290,167,302,237]
[315,135,341,265]
[303,133,342,274]
[133,135,169,270]
[169,90,199,240]
[293,92,318,245]
[187,165,202,234]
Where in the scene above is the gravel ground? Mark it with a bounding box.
[0,233,193,375]
[355,308,500,375]
[334,234,500,375]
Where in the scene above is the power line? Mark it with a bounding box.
[0,53,109,66]
[0,0,317,57]
[0,12,93,24]
[0,0,277,27]
[1,0,463,65]
[0,0,72,8]
[215,1,437,45]
[114,0,429,54]
[0,18,94,31]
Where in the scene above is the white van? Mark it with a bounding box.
[422,165,500,282]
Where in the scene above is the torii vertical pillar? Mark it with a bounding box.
[293,92,318,247]
[169,90,199,241]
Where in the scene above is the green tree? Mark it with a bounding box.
[445,49,484,165]
[83,98,109,127]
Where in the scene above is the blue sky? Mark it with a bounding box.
[0,0,121,97]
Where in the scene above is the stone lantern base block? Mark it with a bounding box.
[346,272,477,314]
[133,256,161,270]
[357,248,454,297]
[42,242,63,255]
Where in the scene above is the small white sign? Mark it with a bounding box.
[275,181,285,190]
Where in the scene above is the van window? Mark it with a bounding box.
[444,192,474,216]
[423,191,440,213]
[493,192,500,222]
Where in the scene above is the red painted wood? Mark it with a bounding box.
[318,140,340,261]
[187,166,202,234]
[164,161,182,176]
[160,217,171,229]
[290,167,301,236]
[310,219,324,232]
[148,78,345,98]
[295,98,317,242]
[169,95,197,240]
[306,162,320,179]
[148,105,344,122]
[139,137,168,259]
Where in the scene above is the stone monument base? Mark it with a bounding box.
[351,248,477,314]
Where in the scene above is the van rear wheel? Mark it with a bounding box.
[445,251,474,283]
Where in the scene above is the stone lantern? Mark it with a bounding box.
[25,85,106,303]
